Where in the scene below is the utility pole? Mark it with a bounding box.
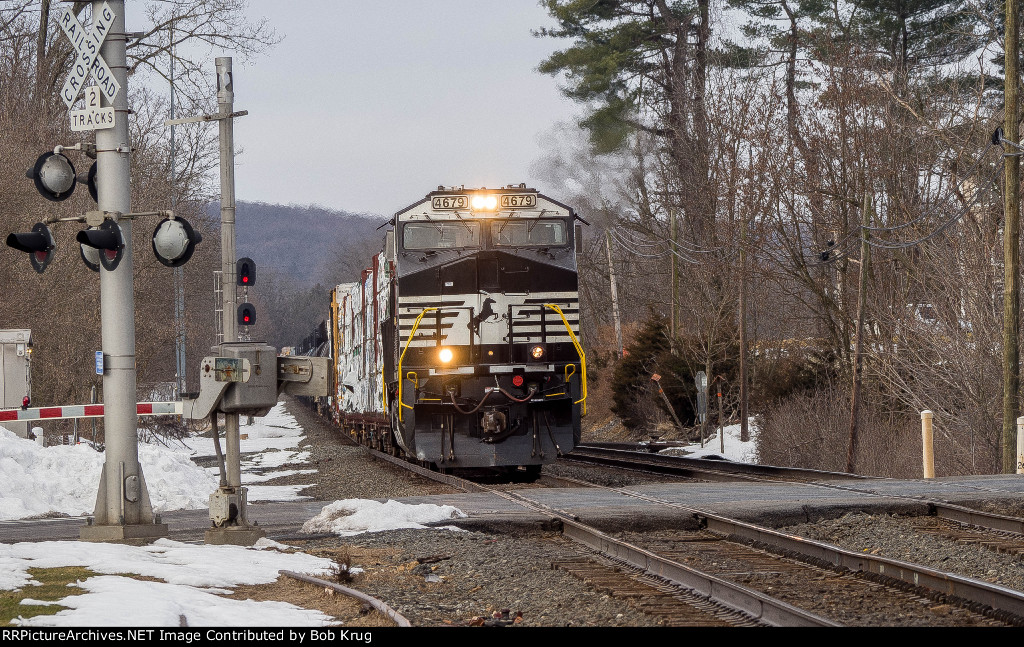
[170,25,186,399]
[1004,0,1021,474]
[81,0,166,542]
[605,230,623,358]
[669,209,678,347]
[846,194,872,474]
[739,212,749,443]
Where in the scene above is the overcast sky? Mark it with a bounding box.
[215,1,582,216]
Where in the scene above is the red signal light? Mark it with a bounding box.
[237,302,255,326]
[236,257,255,286]
[512,375,524,387]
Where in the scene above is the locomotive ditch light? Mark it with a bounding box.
[6,222,55,273]
[470,195,498,212]
[152,217,202,267]
[529,344,546,360]
[26,152,77,202]
[76,219,125,271]
[438,347,454,363]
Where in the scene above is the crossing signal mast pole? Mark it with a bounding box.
[80,0,167,542]
[209,57,263,545]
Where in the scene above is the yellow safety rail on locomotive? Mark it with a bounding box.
[544,303,587,415]
[397,307,438,422]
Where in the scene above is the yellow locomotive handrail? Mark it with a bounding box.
[397,307,438,422]
[544,303,587,414]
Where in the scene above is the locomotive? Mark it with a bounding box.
[308,185,586,478]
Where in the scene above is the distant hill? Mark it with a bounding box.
[208,201,390,287]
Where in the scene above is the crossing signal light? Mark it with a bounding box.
[76,219,124,271]
[26,152,76,202]
[152,217,202,267]
[237,303,255,326]
[6,223,55,273]
[236,257,255,286]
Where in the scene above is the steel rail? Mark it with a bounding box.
[933,503,1024,535]
[279,570,411,627]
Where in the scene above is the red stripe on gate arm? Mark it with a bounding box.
[84,405,104,416]
[137,404,153,414]
[0,410,17,421]
[39,408,63,419]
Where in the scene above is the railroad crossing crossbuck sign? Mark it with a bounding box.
[57,2,121,111]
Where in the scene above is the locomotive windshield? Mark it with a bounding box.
[403,221,480,249]
[492,220,567,247]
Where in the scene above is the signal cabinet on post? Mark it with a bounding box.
[0,330,32,438]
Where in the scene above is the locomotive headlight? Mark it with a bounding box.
[438,347,454,363]
[471,195,498,211]
[529,345,545,360]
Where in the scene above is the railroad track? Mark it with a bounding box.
[565,444,1024,556]
[363,445,1024,626]
[567,443,876,483]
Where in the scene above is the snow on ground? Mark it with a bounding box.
[0,402,317,521]
[178,402,315,502]
[303,499,467,536]
[0,427,217,521]
[2,539,337,627]
[656,419,759,463]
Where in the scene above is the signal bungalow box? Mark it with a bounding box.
[0,329,32,438]
[216,342,278,415]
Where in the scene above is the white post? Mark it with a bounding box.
[921,410,935,479]
[1016,416,1024,475]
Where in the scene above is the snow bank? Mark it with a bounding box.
[0,428,217,521]
[303,499,467,536]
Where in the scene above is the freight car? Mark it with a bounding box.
[306,185,586,478]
